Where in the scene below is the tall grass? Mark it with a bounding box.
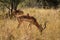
[0,8,60,40]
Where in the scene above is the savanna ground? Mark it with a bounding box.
[0,8,60,40]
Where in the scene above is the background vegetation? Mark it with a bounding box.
[0,0,60,10]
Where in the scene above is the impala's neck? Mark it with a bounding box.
[36,23,43,32]
[34,21,47,32]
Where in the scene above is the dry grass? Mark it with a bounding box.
[0,8,60,40]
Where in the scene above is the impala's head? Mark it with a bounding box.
[13,10,24,17]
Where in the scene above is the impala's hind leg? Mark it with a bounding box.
[17,20,23,28]
[28,23,32,33]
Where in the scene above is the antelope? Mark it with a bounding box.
[13,10,47,32]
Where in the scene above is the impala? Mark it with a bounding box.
[13,10,47,32]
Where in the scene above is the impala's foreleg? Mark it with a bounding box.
[42,21,48,31]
